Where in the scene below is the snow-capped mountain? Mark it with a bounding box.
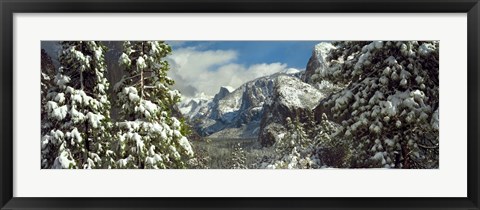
[178,92,213,120]
[179,73,278,138]
[178,69,326,140]
[301,42,336,84]
[259,75,325,146]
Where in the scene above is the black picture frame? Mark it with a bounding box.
[1,0,479,209]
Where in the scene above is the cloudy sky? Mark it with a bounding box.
[166,41,319,98]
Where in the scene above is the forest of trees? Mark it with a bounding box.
[41,41,193,169]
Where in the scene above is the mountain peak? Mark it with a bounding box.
[213,86,236,103]
[302,42,336,83]
[220,86,235,93]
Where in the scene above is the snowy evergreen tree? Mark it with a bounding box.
[41,41,114,169]
[314,113,349,167]
[267,117,321,169]
[311,41,439,168]
[113,41,193,169]
[275,117,309,155]
[41,49,56,136]
[230,143,247,169]
[41,49,57,168]
[187,145,211,169]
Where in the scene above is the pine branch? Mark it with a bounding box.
[417,144,439,149]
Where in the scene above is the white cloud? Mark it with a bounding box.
[167,47,290,97]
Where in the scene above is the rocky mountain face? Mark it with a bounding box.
[180,70,327,144]
[302,43,346,124]
[180,74,279,138]
[301,42,335,84]
[258,75,325,146]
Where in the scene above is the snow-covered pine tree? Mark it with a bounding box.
[230,143,247,169]
[41,49,57,168]
[41,41,114,169]
[114,41,193,169]
[41,49,56,136]
[314,113,348,167]
[187,144,211,169]
[275,117,309,155]
[311,41,439,168]
[268,117,320,169]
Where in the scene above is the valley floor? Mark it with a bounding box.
[190,138,274,169]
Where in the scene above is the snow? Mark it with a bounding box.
[314,42,336,62]
[379,76,388,85]
[385,139,395,147]
[70,47,87,65]
[71,90,93,106]
[149,41,160,55]
[160,128,168,139]
[52,130,64,142]
[403,97,419,109]
[168,89,180,101]
[363,41,383,52]
[134,133,143,154]
[94,47,102,60]
[179,136,193,156]
[354,51,371,70]
[97,84,105,93]
[385,56,398,66]
[55,74,71,88]
[215,87,244,115]
[123,87,140,102]
[381,101,397,116]
[178,96,211,119]
[169,145,181,159]
[315,80,335,90]
[383,66,392,76]
[335,90,353,109]
[53,150,75,169]
[373,41,383,49]
[400,70,412,80]
[418,43,436,56]
[276,75,324,109]
[410,90,425,101]
[283,68,301,74]
[172,117,181,128]
[136,56,147,69]
[173,130,181,137]
[117,156,131,168]
[118,53,131,67]
[138,100,158,117]
[47,102,68,121]
[86,112,105,128]
[221,86,235,93]
[372,152,386,165]
[70,128,82,143]
[54,93,65,103]
[41,135,49,149]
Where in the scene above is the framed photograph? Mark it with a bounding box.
[1,0,479,209]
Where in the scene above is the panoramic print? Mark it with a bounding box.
[41,41,439,169]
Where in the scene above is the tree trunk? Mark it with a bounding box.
[140,42,145,99]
